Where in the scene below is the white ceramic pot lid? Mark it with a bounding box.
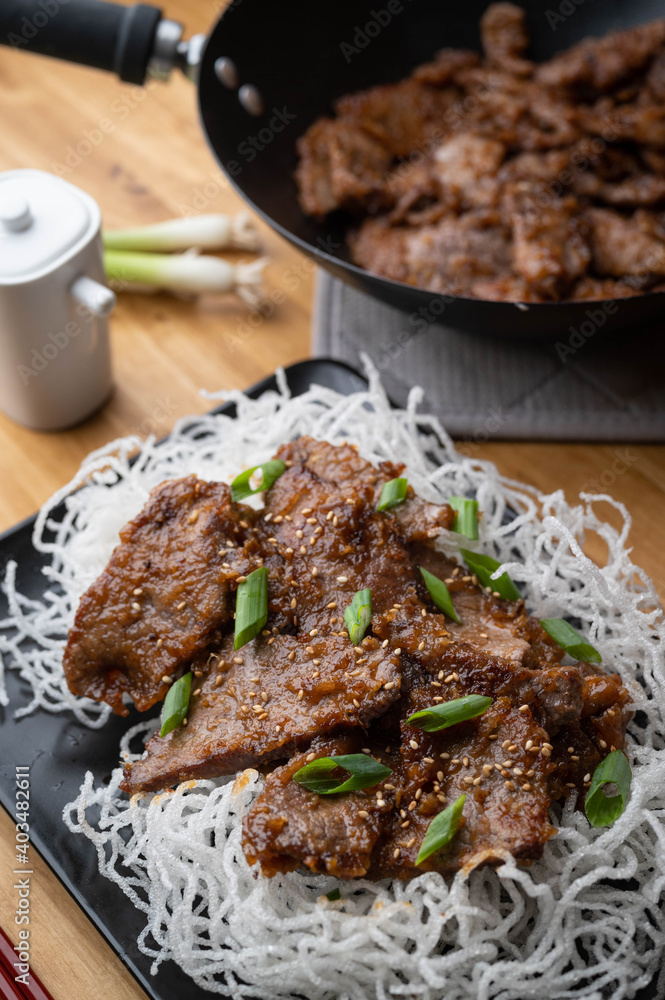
[0,170,91,281]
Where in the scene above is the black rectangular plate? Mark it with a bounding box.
[0,356,658,1000]
[0,358,367,1000]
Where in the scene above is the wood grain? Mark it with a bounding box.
[0,1,662,997]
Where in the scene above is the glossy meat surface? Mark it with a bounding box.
[63,477,261,714]
[65,437,632,881]
[295,3,665,301]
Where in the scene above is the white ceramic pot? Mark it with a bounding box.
[0,169,115,431]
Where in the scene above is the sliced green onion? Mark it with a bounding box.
[159,671,192,738]
[416,794,466,865]
[325,887,341,900]
[103,213,261,253]
[540,618,601,664]
[406,694,492,733]
[344,588,372,645]
[293,753,391,795]
[230,459,286,502]
[234,566,268,650]
[585,750,632,828]
[449,497,479,540]
[377,477,408,512]
[460,548,521,601]
[419,566,461,624]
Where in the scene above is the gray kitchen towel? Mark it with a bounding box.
[312,271,665,441]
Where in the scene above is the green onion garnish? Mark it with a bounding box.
[419,567,461,624]
[460,548,521,601]
[540,618,601,664]
[234,566,268,650]
[230,459,286,502]
[159,671,192,738]
[325,887,341,900]
[449,497,479,540]
[344,588,372,645]
[406,694,492,732]
[293,753,391,795]
[585,750,632,828]
[377,477,408,512]
[416,794,466,865]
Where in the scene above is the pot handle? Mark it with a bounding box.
[0,1,185,84]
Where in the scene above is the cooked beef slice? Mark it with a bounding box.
[63,477,261,714]
[121,632,402,794]
[257,437,453,635]
[535,21,665,93]
[586,207,665,279]
[480,2,533,77]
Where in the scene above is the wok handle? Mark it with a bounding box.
[0,1,183,85]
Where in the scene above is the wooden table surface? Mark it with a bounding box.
[0,2,663,997]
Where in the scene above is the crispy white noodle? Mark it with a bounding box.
[1,361,663,999]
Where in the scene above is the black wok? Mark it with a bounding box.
[2,0,664,337]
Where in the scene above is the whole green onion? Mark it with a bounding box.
[419,566,461,623]
[103,213,261,253]
[234,566,268,650]
[460,548,521,601]
[104,250,266,307]
[344,588,372,645]
[540,618,601,664]
[377,477,408,512]
[230,460,286,502]
[159,671,192,738]
[293,753,391,795]
[416,794,466,865]
[585,750,632,827]
[406,695,492,732]
[449,497,479,540]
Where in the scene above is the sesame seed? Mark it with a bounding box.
[518,705,529,714]
[218,549,227,557]
[400,820,410,828]
[258,712,268,720]
[193,688,201,697]
[187,509,199,524]
[417,641,425,651]
[541,747,551,757]
[233,656,244,664]
[333,516,339,527]
[353,699,360,708]
[295,529,304,539]
[214,675,224,687]
[261,691,268,702]
[176,601,186,611]
[482,764,493,774]
[522,783,532,792]
[253,705,263,714]
[393,848,401,859]
[309,536,316,546]
[382,639,389,647]
[336,575,348,583]
[285,547,293,555]
[415,788,422,800]
[314,525,322,534]
[462,757,470,767]
[583,773,591,783]
[513,768,523,776]
[505,781,515,790]
[406,837,416,848]
[440,752,450,759]
[376,799,386,808]
[133,587,143,596]
[479,632,488,639]
[182,718,188,726]
[346,498,354,504]
[358,810,369,819]
[236,575,247,584]
[275,724,282,732]
[291,597,297,609]
[306,752,316,762]
[525,740,533,750]
[423,757,435,764]
[444,674,455,683]
[264,513,273,522]
[599,739,607,749]
[288,651,296,662]
[309,628,319,636]
[473,777,482,785]
[502,761,513,768]
[451,759,459,765]
[488,734,497,740]
[566,782,576,789]
[437,670,444,680]
[543,743,553,750]
[508,745,518,753]
[394,647,402,656]
[161,675,173,684]
[156,638,163,648]
[384,783,396,791]
[526,769,535,777]
[409,740,419,750]
[312,658,321,666]
[463,776,474,785]
[131,602,141,612]
[311,566,319,577]
[570,755,580,762]
[297,689,304,701]
[300,546,307,555]
[326,511,334,521]
[327,601,338,609]
[408,800,417,811]
[384,681,396,690]
[492,591,501,599]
